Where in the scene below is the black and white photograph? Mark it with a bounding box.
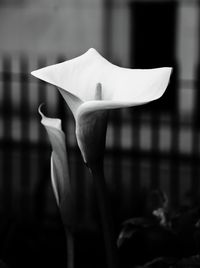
[0,0,200,267]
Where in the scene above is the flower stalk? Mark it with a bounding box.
[76,84,118,268]
[65,230,74,268]
[89,161,118,268]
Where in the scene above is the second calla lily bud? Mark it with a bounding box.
[38,104,75,227]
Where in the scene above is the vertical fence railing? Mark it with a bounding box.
[19,55,30,220]
[1,55,12,216]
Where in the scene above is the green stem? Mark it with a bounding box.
[89,161,118,268]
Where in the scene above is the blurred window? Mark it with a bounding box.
[130,1,178,113]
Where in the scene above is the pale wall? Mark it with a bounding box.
[0,0,104,57]
[0,0,131,66]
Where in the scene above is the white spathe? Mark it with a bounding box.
[31,48,172,113]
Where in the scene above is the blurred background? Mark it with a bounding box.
[0,0,199,267]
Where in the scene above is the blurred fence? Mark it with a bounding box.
[0,54,200,229]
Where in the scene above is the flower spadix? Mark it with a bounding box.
[38,105,74,227]
[32,48,172,165]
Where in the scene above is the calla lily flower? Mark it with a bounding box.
[38,104,75,227]
[31,48,172,165]
[32,49,172,268]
